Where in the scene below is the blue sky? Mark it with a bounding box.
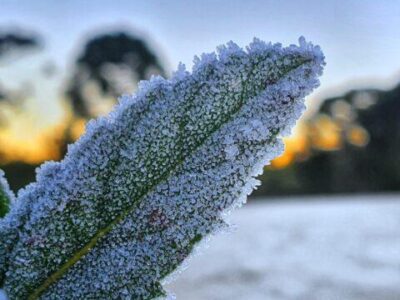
[1,0,400,116]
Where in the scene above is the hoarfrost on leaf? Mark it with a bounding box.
[0,37,324,299]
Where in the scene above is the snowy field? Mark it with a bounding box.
[167,195,400,300]
[1,195,399,300]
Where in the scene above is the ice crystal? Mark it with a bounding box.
[0,37,324,299]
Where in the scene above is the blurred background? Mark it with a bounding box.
[1,0,399,299]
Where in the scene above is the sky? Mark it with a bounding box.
[1,0,400,123]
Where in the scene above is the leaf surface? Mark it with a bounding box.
[0,37,324,299]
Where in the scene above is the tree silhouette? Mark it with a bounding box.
[66,31,166,118]
[0,30,41,106]
[0,31,40,58]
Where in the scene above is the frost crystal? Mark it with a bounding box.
[0,37,324,299]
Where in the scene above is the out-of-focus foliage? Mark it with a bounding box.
[0,31,41,60]
[0,30,42,122]
[66,31,166,118]
[255,83,400,196]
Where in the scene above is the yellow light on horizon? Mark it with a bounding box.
[270,123,311,169]
[0,105,370,169]
[0,104,68,164]
[0,125,65,164]
[310,115,342,151]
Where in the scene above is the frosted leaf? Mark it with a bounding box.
[0,170,14,218]
[0,37,324,299]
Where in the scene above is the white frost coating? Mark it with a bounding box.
[0,37,324,299]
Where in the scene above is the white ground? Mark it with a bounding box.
[167,195,400,300]
[1,195,399,300]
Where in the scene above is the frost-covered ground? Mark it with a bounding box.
[167,195,400,300]
[1,195,399,300]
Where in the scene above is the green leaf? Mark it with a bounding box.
[0,170,14,218]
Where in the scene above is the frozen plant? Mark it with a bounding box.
[0,170,14,218]
[0,37,324,299]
